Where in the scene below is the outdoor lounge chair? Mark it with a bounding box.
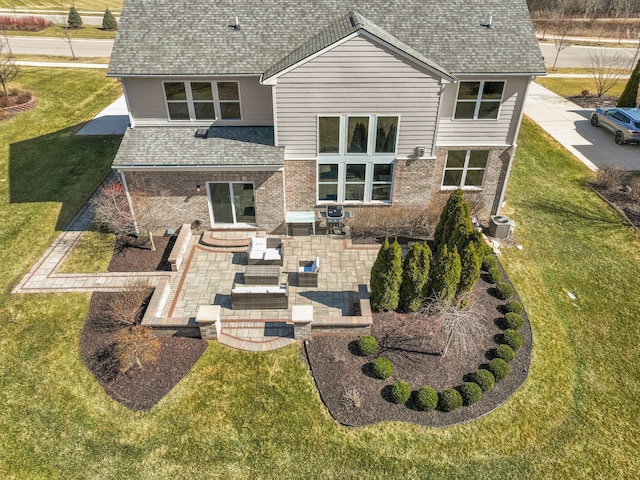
[298,256,320,287]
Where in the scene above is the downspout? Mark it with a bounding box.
[431,79,449,157]
[117,169,140,236]
[496,76,533,214]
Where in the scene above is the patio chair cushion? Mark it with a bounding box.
[251,237,267,250]
[263,248,281,261]
[311,256,320,272]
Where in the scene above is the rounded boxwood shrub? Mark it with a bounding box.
[389,380,411,404]
[495,344,515,363]
[488,358,510,381]
[371,357,393,379]
[438,388,463,412]
[495,281,514,300]
[501,312,524,330]
[357,335,377,356]
[414,386,438,411]
[487,266,502,284]
[456,382,483,406]
[468,368,495,392]
[482,255,498,272]
[504,300,523,315]
[501,329,524,351]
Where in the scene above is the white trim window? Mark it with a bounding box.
[454,81,504,120]
[317,115,397,203]
[442,150,489,189]
[163,81,241,121]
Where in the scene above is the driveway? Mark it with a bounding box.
[524,82,639,171]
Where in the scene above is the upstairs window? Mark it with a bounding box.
[318,115,398,155]
[454,81,504,120]
[442,150,489,188]
[163,81,241,121]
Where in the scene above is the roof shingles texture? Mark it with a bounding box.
[112,127,284,168]
[108,0,545,77]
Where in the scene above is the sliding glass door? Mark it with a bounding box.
[207,182,255,225]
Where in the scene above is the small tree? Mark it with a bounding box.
[551,21,572,71]
[102,8,118,30]
[617,58,640,108]
[588,49,629,98]
[399,242,431,312]
[426,244,461,304]
[370,238,403,312]
[68,6,83,29]
[0,37,18,99]
[115,325,160,374]
[457,242,480,296]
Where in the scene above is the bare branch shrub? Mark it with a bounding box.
[423,296,488,358]
[592,166,625,189]
[341,387,363,408]
[348,206,433,240]
[626,175,640,201]
[588,49,629,97]
[115,325,160,374]
[0,37,19,99]
[107,279,153,326]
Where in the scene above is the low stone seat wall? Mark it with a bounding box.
[168,224,192,271]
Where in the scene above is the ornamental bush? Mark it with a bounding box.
[456,382,483,406]
[495,344,515,363]
[617,58,640,108]
[399,242,431,312]
[501,312,524,330]
[68,6,82,28]
[357,335,377,356]
[468,368,495,392]
[389,380,412,404]
[427,244,461,302]
[501,329,524,351]
[102,8,118,30]
[495,281,514,300]
[433,189,473,254]
[504,300,523,315]
[487,266,502,284]
[414,386,438,411]
[438,388,463,412]
[457,242,480,296]
[371,357,393,379]
[488,358,510,381]
[481,255,498,272]
[370,238,403,312]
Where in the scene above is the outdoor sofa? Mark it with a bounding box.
[231,282,289,310]
[247,237,284,266]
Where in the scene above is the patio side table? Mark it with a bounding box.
[244,264,281,285]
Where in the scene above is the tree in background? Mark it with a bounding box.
[399,242,431,312]
[68,6,82,29]
[0,37,18,99]
[370,238,403,312]
[102,8,118,30]
[617,58,640,107]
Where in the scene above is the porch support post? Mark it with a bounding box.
[117,169,140,236]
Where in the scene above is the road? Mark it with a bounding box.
[539,42,639,69]
[6,36,113,57]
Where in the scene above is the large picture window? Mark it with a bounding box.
[318,162,394,203]
[442,150,489,188]
[454,81,504,120]
[318,115,398,156]
[163,81,241,121]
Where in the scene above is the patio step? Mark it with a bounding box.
[218,319,295,352]
[200,230,257,248]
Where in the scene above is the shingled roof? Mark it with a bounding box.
[108,0,545,77]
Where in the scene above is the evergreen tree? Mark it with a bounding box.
[370,238,403,312]
[457,242,480,296]
[617,59,640,108]
[427,245,461,303]
[399,242,432,312]
[68,6,83,29]
[102,8,118,30]
[432,189,472,254]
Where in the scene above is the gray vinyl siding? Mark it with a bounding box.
[436,76,531,146]
[123,76,274,127]
[274,35,443,160]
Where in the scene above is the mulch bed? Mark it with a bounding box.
[80,233,207,410]
[566,94,617,109]
[590,182,640,230]
[305,272,532,427]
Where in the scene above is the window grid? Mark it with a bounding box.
[163,81,241,121]
[442,150,489,189]
[454,81,505,120]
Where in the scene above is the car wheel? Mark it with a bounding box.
[615,131,625,145]
[590,115,599,126]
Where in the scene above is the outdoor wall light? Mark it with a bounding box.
[196,185,201,192]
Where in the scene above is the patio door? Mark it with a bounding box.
[207,182,256,225]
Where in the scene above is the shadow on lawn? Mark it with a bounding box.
[8,124,122,231]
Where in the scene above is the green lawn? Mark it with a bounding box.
[0,1,122,11]
[2,24,117,39]
[536,76,627,98]
[1,69,639,478]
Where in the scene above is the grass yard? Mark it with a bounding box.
[1,68,640,478]
[0,1,122,12]
[536,76,627,98]
[2,24,117,39]
[57,230,114,273]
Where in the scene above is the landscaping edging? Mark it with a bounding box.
[1,96,37,115]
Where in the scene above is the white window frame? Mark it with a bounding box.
[453,80,505,120]
[317,115,398,204]
[441,149,489,190]
[163,80,242,122]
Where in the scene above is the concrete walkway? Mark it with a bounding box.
[524,82,640,171]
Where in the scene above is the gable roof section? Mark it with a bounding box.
[262,11,454,83]
[113,127,284,169]
[108,0,545,77]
